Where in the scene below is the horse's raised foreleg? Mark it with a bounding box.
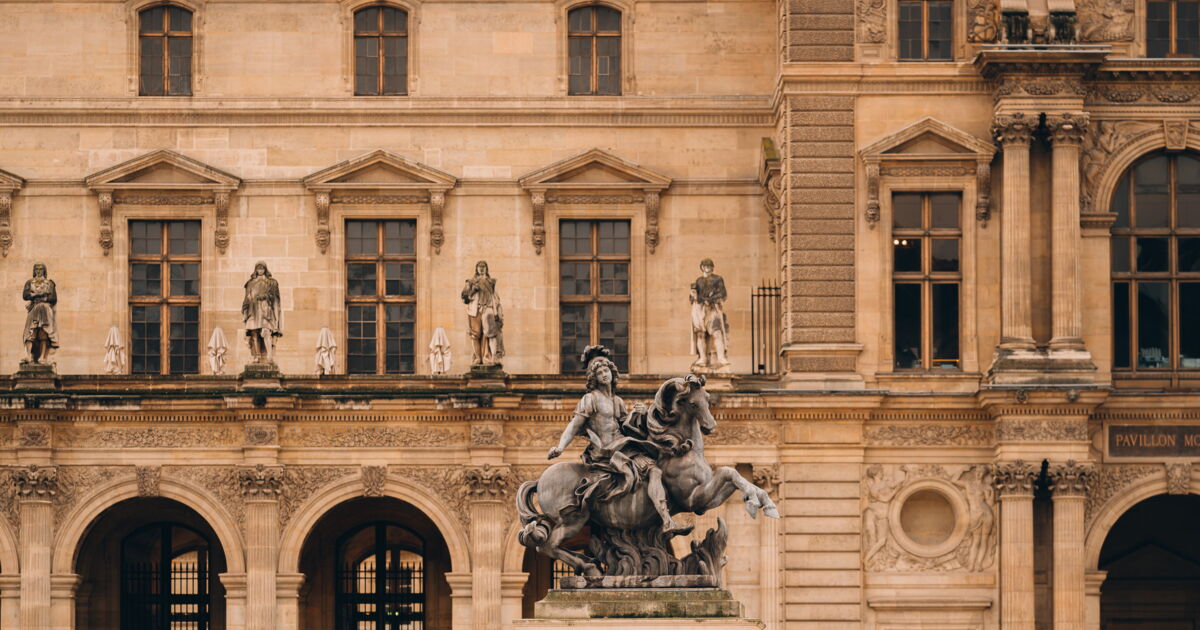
[538,510,601,578]
[686,466,780,519]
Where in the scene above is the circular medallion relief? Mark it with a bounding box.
[888,478,969,558]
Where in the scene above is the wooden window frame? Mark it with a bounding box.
[898,0,953,62]
[353,4,409,96]
[559,219,631,372]
[129,220,201,375]
[567,5,622,96]
[1111,152,1200,386]
[1148,0,1200,57]
[138,3,193,96]
[345,219,417,374]
[891,192,963,372]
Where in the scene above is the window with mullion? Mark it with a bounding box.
[1148,0,1200,57]
[346,219,416,374]
[129,220,201,375]
[898,0,952,61]
[567,5,621,95]
[892,192,961,371]
[354,5,409,95]
[138,4,193,96]
[1111,152,1200,376]
[560,219,630,373]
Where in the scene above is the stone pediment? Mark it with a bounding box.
[302,150,456,193]
[0,167,23,257]
[85,149,241,192]
[861,118,995,162]
[518,148,671,191]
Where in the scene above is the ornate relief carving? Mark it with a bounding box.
[470,425,502,447]
[1080,120,1158,213]
[136,466,161,497]
[644,190,661,254]
[52,466,125,526]
[545,194,645,205]
[704,423,778,446]
[1091,85,1145,103]
[503,426,562,446]
[430,190,446,255]
[214,191,231,254]
[996,419,1088,442]
[976,161,992,224]
[396,466,471,528]
[1164,120,1190,152]
[1085,464,1159,523]
[865,424,993,446]
[1153,86,1198,103]
[12,464,59,499]
[362,465,387,497]
[278,425,460,448]
[865,162,881,226]
[530,191,546,255]
[245,425,277,446]
[239,464,284,499]
[0,470,17,534]
[0,192,12,257]
[98,191,114,255]
[114,194,211,205]
[165,466,245,524]
[996,77,1086,100]
[966,0,998,42]
[992,113,1035,147]
[1166,462,1192,495]
[332,195,429,205]
[993,460,1038,497]
[18,424,50,447]
[761,168,782,242]
[463,464,511,498]
[1077,0,1134,42]
[857,0,887,44]
[1046,113,1089,146]
[277,466,356,527]
[1049,460,1094,497]
[56,426,240,448]
[314,191,331,254]
[880,165,976,178]
[751,464,781,498]
[863,464,997,573]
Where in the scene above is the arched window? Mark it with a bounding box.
[336,522,426,630]
[567,5,621,95]
[139,4,193,96]
[1111,151,1200,378]
[121,523,211,629]
[354,5,409,96]
[1148,0,1200,57]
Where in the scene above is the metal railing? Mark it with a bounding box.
[751,284,781,376]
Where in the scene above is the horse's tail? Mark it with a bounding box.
[516,480,552,547]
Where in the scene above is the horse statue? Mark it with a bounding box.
[516,353,779,586]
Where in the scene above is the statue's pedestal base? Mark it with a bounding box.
[515,619,763,630]
[530,588,747,620]
[240,362,281,388]
[15,362,56,389]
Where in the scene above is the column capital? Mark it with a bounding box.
[992,113,1036,147]
[992,460,1038,498]
[10,464,58,500]
[237,463,284,499]
[1048,460,1094,498]
[1046,113,1090,146]
[462,463,511,500]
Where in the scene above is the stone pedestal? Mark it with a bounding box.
[515,620,764,630]
[240,362,282,388]
[14,362,56,390]
[532,589,746,619]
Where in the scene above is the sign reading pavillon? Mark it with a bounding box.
[1109,425,1200,458]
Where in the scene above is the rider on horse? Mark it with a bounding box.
[547,346,694,536]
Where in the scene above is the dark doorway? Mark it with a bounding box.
[1100,494,1200,629]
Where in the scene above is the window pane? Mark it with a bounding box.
[1111,236,1131,272]
[383,36,407,94]
[1137,282,1170,368]
[167,36,191,95]
[1147,1,1172,57]
[1178,154,1200,227]
[170,263,199,296]
[356,37,380,95]
[1135,237,1169,272]
[347,305,377,374]
[598,221,629,254]
[893,237,922,272]
[893,283,922,369]
[1179,1,1200,57]
[931,283,959,367]
[1134,156,1170,228]
[599,262,629,295]
[598,303,629,373]
[1113,282,1130,369]
[169,7,192,32]
[131,305,162,374]
[568,7,592,32]
[568,37,592,95]
[596,36,620,95]
[560,262,591,296]
[132,263,162,296]
[560,304,591,373]
[347,220,377,255]
[927,1,952,60]
[382,7,407,33]
[898,2,923,60]
[131,221,162,255]
[355,7,380,33]
[1111,175,1130,228]
[931,238,959,272]
[384,220,414,254]
[596,7,620,31]
[560,220,591,255]
[1181,283,1200,368]
[140,7,165,33]
[385,304,415,374]
[385,262,414,296]
[893,193,922,228]
[930,193,959,228]
[1180,237,1200,272]
[169,220,199,255]
[140,36,165,96]
[348,263,377,296]
[169,305,199,374]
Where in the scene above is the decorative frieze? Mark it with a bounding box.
[1049,461,1094,497]
[278,425,461,448]
[996,419,1088,442]
[865,424,993,447]
[996,77,1087,100]
[704,423,778,445]
[238,464,284,499]
[55,425,240,448]
[993,460,1038,497]
[1166,462,1193,495]
[17,423,50,448]
[470,424,502,447]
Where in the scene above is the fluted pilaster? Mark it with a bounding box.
[239,465,283,630]
[994,460,1038,630]
[1050,460,1093,630]
[1048,114,1089,352]
[13,465,57,630]
[464,464,510,630]
[993,114,1036,352]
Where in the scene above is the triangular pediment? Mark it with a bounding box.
[303,150,456,191]
[85,149,241,191]
[519,149,671,190]
[861,118,995,161]
[0,167,24,192]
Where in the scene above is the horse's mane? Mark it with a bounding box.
[621,374,706,455]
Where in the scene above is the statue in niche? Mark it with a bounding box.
[863,464,907,565]
[517,345,779,588]
[690,258,730,371]
[242,261,282,365]
[22,262,59,366]
[461,260,504,366]
[955,465,996,572]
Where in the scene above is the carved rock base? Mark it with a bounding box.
[559,575,721,589]
[533,587,743,619]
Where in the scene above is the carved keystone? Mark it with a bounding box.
[136,466,161,497]
[1166,462,1193,495]
[362,465,387,498]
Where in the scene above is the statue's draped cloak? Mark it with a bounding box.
[23,278,57,345]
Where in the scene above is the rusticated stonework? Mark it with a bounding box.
[865,424,993,446]
[278,425,461,448]
[1085,465,1160,523]
[1166,462,1193,495]
[56,426,240,448]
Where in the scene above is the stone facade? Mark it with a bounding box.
[0,2,1194,630]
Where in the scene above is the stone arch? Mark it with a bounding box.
[1092,123,1200,215]
[52,475,246,574]
[0,507,19,573]
[277,473,471,574]
[1084,474,1174,572]
[502,520,527,574]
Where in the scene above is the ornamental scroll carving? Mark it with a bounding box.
[704,423,778,446]
[18,424,50,447]
[1077,0,1134,42]
[530,191,546,254]
[863,464,997,573]
[165,466,245,524]
[752,464,782,498]
[996,419,1088,442]
[52,466,126,527]
[98,192,114,254]
[239,464,284,499]
[1085,464,1158,523]
[397,466,471,529]
[470,424,502,447]
[136,466,161,497]
[865,424,993,446]
[967,0,998,42]
[1081,120,1158,213]
[0,192,12,257]
[56,426,240,448]
[463,464,511,498]
[503,426,562,446]
[278,425,461,448]
[277,466,357,527]
[1049,460,1094,497]
[362,465,387,497]
[314,192,331,254]
[214,192,231,253]
[245,424,277,446]
[865,163,881,226]
[857,0,886,44]
[1164,120,1190,152]
[1166,462,1192,495]
[761,168,782,242]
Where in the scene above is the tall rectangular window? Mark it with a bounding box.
[898,0,952,61]
[130,220,201,374]
[354,6,408,95]
[346,219,416,374]
[139,5,193,96]
[568,5,621,95]
[1148,0,1200,57]
[560,220,630,373]
[892,192,961,370]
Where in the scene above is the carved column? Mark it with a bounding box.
[314,191,331,254]
[752,465,781,629]
[239,465,283,630]
[1047,115,1090,353]
[993,114,1036,352]
[1050,461,1092,630]
[994,460,1037,630]
[464,464,510,630]
[13,465,57,630]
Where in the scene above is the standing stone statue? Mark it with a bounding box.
[22,262,58,366]
[242,261,282,365]
[690,258,730,371]
[461,260,504,366]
